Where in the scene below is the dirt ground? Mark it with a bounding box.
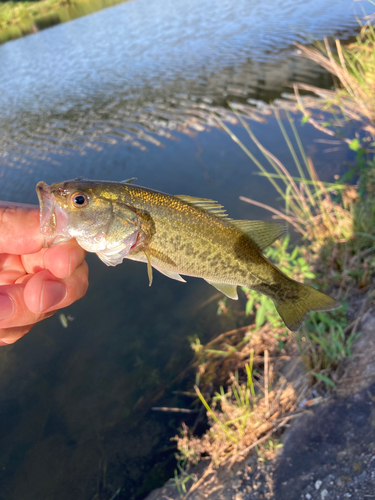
[145,311,375,500]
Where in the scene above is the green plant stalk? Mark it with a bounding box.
[247,351,256,398]
[229,108,309,219]
[194,385,238,444]
[274,109,316,210]
[212,113,300,213]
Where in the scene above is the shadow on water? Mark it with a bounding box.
[0,0,373,498]
[0,256,249,500]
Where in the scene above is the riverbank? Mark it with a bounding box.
[0,0,130,44]
[145,20,375,499]
[146,310,375,500]
[145,154,375,499]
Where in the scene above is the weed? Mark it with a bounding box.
[174,354,297,467]
[297,305,361,389]
[172,26,375,490]
[215,108,354,251]
[169,456,196,497]
[292,22,375,143]
[214,103,372,387]
[242,235,316,329]
[256,438,283,464]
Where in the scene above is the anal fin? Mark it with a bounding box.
[153,265,186,283]
[205,280,238,300]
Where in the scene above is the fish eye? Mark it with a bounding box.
[71,192,88,208]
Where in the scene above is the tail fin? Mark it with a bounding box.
[275,284,341,331]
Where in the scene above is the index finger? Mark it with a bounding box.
[0,204,44,255]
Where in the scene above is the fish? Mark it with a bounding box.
[36,178,341,331]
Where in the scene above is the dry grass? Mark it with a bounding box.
[176,365,297,468]
[172,324,311,499]
[171,24,375,497]
[215,108,355,252]
[174,324,305,466]
[279,22,375,144]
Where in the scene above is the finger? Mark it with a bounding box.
[21,240,86,279]
[0,262,89,328]
[24,262,89,315]
[0,205,43,255]
[0,253,23,272]
[0,324,35,345]
[0,254,25,285]
[44,240,86,279]
[0,284,54,329]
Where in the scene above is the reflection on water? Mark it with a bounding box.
[0,0,371,498]
[0,0,132,45]
[0,0,367,171]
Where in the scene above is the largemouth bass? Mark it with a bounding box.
[36,178,340,331]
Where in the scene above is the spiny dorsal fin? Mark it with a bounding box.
[174,195,231,219]
[205,280,238,300]
[121,177,137,184]
[232,220,286,252]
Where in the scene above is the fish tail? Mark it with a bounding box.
[275,283,341,331]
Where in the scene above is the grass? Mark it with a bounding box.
[0,0,130,44]
[242,235,316,330]
[218,105,375,371]
[165,19,375,499]
[282,20,375,146]
[297,306,361,389]
[170,101,374,498]
[173,350,300,498]
[215,108,354,251]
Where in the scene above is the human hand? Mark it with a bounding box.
[0,202,89,345]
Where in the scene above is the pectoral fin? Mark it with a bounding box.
[95,231,139,267]
[232,220,286,251]
[205,280,238,300]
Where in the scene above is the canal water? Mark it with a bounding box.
[0,0,370,498]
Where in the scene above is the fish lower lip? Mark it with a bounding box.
[36,182,56,235]
[40,198,55,235]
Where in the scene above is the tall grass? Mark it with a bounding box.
[290,21,375,143]
[175,353,297,469]
[214,108,354,251]
[170,24,375,498]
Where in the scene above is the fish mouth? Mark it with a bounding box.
[36,181,69,244]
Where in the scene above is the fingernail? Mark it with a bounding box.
[0,294,14,320]
[0,340,9,346]
[40,281,66,312]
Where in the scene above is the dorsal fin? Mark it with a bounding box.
[232,220,286,251]
[121,177,137,184]
[174,195,231,219]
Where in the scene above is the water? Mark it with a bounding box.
[0,0,371,498]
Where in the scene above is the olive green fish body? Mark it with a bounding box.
[116,185,300,301]
[36,179,341,331]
